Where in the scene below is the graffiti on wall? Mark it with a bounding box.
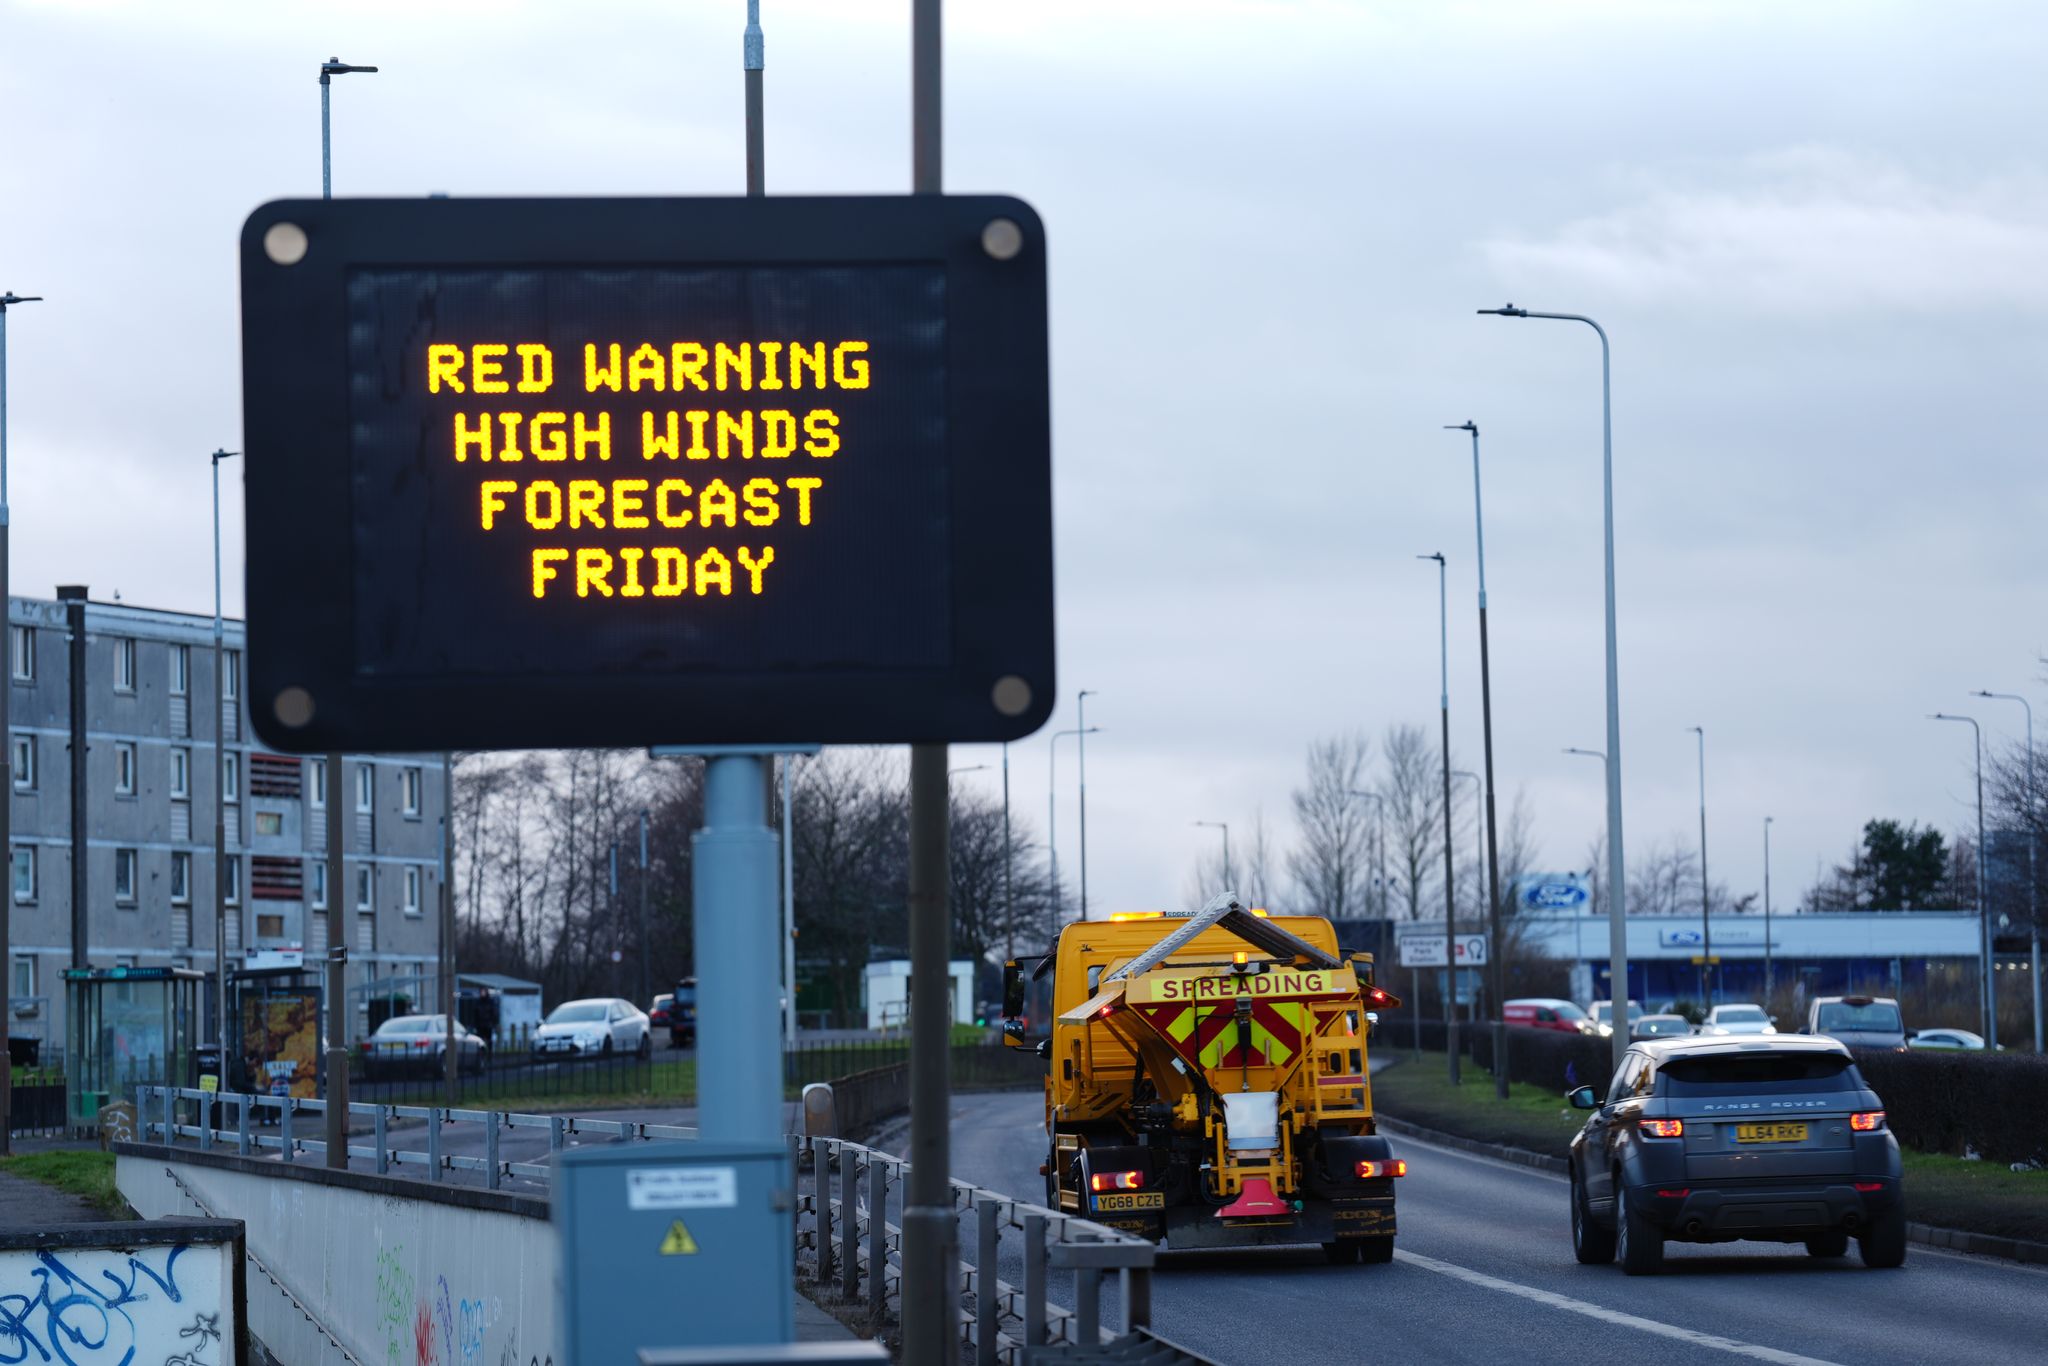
[373,1246,511,1366]
[0,1243,233,1366]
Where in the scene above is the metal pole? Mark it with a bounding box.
[1454,771,1481,1025]
[1975,691,2040,1052]
[325,747,347,1102]
[212,450,240,1094]
[695,755,782,1142]
[1482,306,1627,1076]
[903,4,954,1358]
[1078,691,1096,920]
[1691,726,1710,1005]
[1422,552,1457,1084]
[1001,743,1013,961]
[61,587,85,972]
[0,292,39,1152]
[1449,421,1510,1095]
[1934,714,1994,1043]
[1048,727,1097,927]
[1763,816,1774,1007]
[609,841,621,998]
[779,770,797,1043]
[744,1,765,194]
[443,754,457,1105]
[325,943,347,1167]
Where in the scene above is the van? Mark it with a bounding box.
[1504,997,1596,1035]
[1803,995,1907,1050]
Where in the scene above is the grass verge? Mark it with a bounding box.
[1371,1052,2048,1247]
[1,1151,128,1216]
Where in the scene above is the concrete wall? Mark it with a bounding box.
[119,1148,557,1366]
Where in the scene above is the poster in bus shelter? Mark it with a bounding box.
[240,991,320,1099]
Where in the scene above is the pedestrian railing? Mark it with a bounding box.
[134,1087,1155,1365]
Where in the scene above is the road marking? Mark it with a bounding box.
[1394,1249,1843,1366]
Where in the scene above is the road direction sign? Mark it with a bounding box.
[239,195,1053,752]
[1395,932,1488,968]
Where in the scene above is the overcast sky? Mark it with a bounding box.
[3,0,2043,923]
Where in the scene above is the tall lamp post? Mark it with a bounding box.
[1446,420,1510,1098]
[1419,551,1458,1084]
[1688,725,1712,1005]
[1047,727,1097,938]
[1452,770,1484,1033]
[1973,690,2040,1053]
[1078,691,1099,922]
[1000,743,1013,960]
[210,448,241,1094]
[1931,713,1995,1047]
[0,289,42,1152]
[1485,303,1628,1077]
[319,57,379,196]
[1763,816,1775,1008]
[1194,821,1232,890]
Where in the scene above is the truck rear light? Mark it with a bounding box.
[1355,1159,1407,1179]
[1090,1170,1143,1192]
[1854,1181,1884,1192]
[1850,1111,1885,1132]
[1640,1119,1684,1138]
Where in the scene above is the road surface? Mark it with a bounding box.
[936,1090,2048,1366]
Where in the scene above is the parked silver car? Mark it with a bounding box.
[532,997,653,1058]
[1699,1003,1777,1037]
[364,1015,488,1077]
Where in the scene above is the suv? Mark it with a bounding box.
[1566,1036,1903,1274]
[1804,995,1907,1050]
[1504,998,1595,1035]
[670,978,698,1048]
[1589,1000,1643,1038]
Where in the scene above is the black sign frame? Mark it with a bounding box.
[239,195,1053,752]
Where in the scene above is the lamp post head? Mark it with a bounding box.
[211,449,242,465]
[1477,304,1528,318]
[1443,421,1478,434]
[1417,552,1445,566]
[321,58,379,82]
[0,293,44,310]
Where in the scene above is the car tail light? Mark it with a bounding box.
[1854,1181,1884,1193]
[1850,1111,1885,1132]
[1655,1189,1690,1200]
[1640,1118,1684,1138]
[1355,1159,1407,1179]
[1089,1170,1143,1192]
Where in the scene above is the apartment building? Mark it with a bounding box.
[7,590,446,1054]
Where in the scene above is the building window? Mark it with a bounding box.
[309,758,326,809]
[10,625,31,683]
[226,854,241,905]
[170,747,190,799]
[114,848,139,904]
[11,846,35,904]
[355,865,373,912]
[355,765,374,813]
[11,956,32,1000]
[170,643,189,696]
[254,811,282,837]
[311,860,327,909]
[11,734,33,792]
[224,651,240,701]
[257,913,286,940]
[403,866,423,917]
[113,637,137,693]
[115,741,137,796]
[171,851,191,904]
[402,766,422,817]
[223,752,240,804]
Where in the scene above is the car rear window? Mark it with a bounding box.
[1817,1001,1902,1033]
[1658,1053,1857,1095]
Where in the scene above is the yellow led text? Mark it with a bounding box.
[530,546,776,599]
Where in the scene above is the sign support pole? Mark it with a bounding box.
[903,4,957,1365]
[692,756,783,1147]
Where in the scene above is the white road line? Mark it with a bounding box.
[1394,1249,1844,1366]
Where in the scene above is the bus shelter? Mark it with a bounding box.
[63,966,202,1131]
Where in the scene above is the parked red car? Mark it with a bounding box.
[1504,997,1597,1035]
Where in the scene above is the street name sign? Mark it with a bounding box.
[239,195,1053,752]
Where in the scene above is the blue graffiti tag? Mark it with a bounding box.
[0,1244,190,1366]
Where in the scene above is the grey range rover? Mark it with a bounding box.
[1567,1035,1904,1274]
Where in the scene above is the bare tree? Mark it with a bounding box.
[1380,723,1443,922]
[1286,733,1372,918]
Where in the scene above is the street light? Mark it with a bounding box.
[948,764,989,780]
[1452,769,1485,1041]
[1763,816,1775,1007]
[1078,691,1099,922]
[1420,551,1458,1084]
[1446,419,1510,1097]
[1484,303,1629,1076]
[1972,689,2040,1053]
[211,448,242,1093]
[1048,727,1098,932]
[0,288,43,1152]
[1688,725,1712,1005]
[1194,821,1231,890]
[319,57,379,198]
[1931,713,1995,1046]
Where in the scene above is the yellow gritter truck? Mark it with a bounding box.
[1002,892,1406,1263]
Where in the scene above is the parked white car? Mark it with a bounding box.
[1698,1003,1777,1036]
[532,998,652,1059]
[1908,1027,1988,1050]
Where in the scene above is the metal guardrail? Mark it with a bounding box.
[136,1087,1157,1366]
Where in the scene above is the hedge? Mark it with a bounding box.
[1848,1048,2048,1168]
